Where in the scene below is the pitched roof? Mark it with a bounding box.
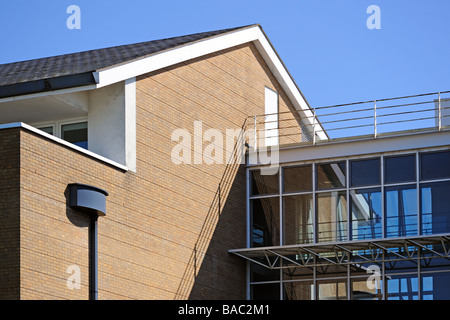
[0,24,326,140]
[0,25,253,96]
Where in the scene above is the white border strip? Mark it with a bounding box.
[94,27,260,88]
[0,122,128,171]
[94,25,325,138]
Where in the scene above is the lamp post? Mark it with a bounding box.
[68,183,108,300]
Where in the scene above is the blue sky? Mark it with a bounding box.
[1,0,449,108]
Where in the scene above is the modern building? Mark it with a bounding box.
[0,24,449,300]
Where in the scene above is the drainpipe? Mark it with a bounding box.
[68,183,108,300]
[89,216,99,300]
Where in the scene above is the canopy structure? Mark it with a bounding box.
[229,234,450,270]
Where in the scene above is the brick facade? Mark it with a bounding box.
[0,42,301,299]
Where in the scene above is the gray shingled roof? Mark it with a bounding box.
[0,25,253,88]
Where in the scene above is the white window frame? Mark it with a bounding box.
[32,117,88,141]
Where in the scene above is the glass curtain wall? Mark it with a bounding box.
[249,149,450,300]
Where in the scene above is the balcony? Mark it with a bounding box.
[249,90,450,148]
[233,91,450,299]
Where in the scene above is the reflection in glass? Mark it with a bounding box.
[37,126,54,135]
[385,185,417,237]
[350,158,380,187]
[251,170,279,196]
[421,181,450,235]
[318,280,347,300]
[387,274,418,300]
[283,165,312,193]
[421,273,450,300]
[351,278,382,300]
[316,162,346,190]
[351,188,382,240]
[283,281,314,300]
[317,191,347,243]
[251,197,280,247]
[385,154,416,184]
[61,122,88,149]
[420,150,450,181]
[283,194,313,245]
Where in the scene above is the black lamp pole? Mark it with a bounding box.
[89,216,99,300]
[68,183,108,301]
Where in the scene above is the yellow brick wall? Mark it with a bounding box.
[14,42,302,300]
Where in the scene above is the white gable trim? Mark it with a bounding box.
[93,25,326,139]
[94,26,260,88]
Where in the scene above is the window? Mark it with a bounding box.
[34,120,88,150]
[283,194,313,245]
[316,162,346,190]
[317,191,347,243]
[264,87,279,147]
[61,122,88,149]
[385,155,416,184]
[421,181,450,235]
[283,165,312,193]
[37,126,54,135]
[251,197,280,247]
[385,185,417,237]
[420,150,450,180]
[350,188,382,240]
[248,149,450,300]
[350,158,380,187]
[251,170,279,196]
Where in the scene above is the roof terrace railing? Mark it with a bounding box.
[249,90,450,147]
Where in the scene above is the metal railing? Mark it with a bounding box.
[249,90,450,146]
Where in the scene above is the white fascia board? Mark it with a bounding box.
[94,25,324,138]
[253,29,327,140]
[275,130,450,166]
[94,26,260,88]
[0,122,128,171]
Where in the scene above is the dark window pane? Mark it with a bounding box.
[421,181,450,235]
[251,283,280,300]
[251,197,280,247]
[61,122,88,149]
[317,162,346,190]
[38,126,54,135]
[283,194,313,245]
[251,262,279,282]
[422,272,450,300]
[350,158,380,187]
[385,155,416,184]
[420,150,450,180]
[251,170,279,196]
[283,165,312,193]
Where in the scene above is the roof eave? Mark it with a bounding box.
[0,72,98,99]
